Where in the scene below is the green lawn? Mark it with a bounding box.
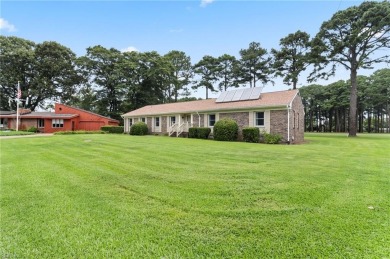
[1,133,389,258]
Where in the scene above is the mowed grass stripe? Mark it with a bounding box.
[1,133,389,257]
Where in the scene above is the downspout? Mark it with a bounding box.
[287,105,291,144]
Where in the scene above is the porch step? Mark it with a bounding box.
[169,132,188,138]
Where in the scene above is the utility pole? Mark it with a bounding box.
[16,81,21,131]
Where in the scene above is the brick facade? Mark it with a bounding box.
[270,110,288,141]
[290,94,305,143]
[192,114,200,127]
[122,90,305,144]
[219,112,249,140]
[7,118,37,131]
[147,117,153,132]
[162,116,168,134]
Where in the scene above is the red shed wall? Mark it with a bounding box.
[43,118,78,133]
[55,104,119,131]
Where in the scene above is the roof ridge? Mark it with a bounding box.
[56,103,119,122]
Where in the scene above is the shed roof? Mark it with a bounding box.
[56,103,120,123]
[0,111,16,115]
[122,89,299,117]
[0,112,78,119]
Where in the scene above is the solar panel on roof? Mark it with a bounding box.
[248,87,262,100]
[239,88,253,101]
[231,88,245,101]
[223,90,236,102]
[216,91,228,103]
[215,87,263,103]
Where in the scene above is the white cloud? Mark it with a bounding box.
[0,18,16,32]
[200,0,214,7]
[121,46,139,53]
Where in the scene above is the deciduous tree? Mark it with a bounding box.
[0,36,81,111]
[78,45,126,120]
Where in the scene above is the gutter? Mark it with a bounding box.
[122,104,288,118]
[286,91,298,145]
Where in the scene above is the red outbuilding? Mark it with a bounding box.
[0,103,120,133]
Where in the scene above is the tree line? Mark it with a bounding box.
[1,1,389,135]
[300,69,390,133]
[0,38,283,121]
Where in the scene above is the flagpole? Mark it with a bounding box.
[16,81,20,131]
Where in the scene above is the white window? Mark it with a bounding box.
[170,116,176,126]
[52,119,64,128]
[38,119,45,128]
[255,112,264,126]
[155,117,160,127]
[209,114,216,127]
[141,117,146,123]
[129,118,133,128]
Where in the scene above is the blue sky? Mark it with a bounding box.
[1,0,386,98]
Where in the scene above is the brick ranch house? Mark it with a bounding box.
[122,88,305,143]
[0,103,119,133]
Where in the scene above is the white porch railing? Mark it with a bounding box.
[176,123,185,137]
[169,122,194,137]
[168,123,178,136]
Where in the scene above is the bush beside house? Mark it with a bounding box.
[101,126,124,134]
[213,118,238,141]
[27,126,38,133]
[130,122,148,135]
[242,127,260,143]
[189,127,211,139]
[262,132,282,144]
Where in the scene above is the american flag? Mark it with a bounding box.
[17,84,21,99]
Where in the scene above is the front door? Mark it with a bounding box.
[181,114,191,131]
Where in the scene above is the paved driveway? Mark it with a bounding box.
[0,133,54,139]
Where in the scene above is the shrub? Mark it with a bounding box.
[263,132,282,144]
[242,127,260,143]
[27,126,38,133]
[188,127,198,138]
[198,127,211,139]
[101,126,124,134]
[130,122,148,136]
[213,118,239,141]
[188,127,211,139]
